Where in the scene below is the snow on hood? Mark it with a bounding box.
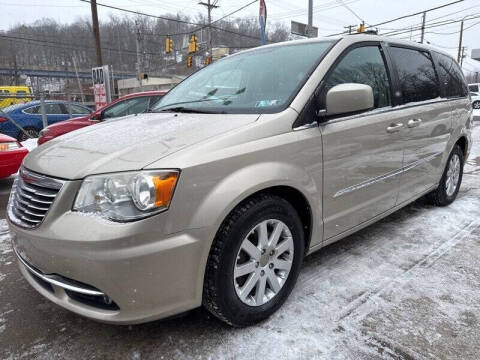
[23,112,259,179]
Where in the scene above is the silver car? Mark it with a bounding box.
[7,34,473,327]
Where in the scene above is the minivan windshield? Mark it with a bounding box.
[153,41,334,114]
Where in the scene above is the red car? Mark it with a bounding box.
[0,133,28,178]
[37,91,166,145]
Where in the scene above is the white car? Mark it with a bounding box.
[471,92,480,110]
[469,83,480,93]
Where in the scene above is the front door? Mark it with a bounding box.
[319,44,404,241]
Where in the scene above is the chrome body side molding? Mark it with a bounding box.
[334,152,442,198]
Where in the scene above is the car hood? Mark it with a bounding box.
[24,112,259,179]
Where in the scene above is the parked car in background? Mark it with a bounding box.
[0,133,28,178]
[468,83,479,93]
[7,35,472,327]
[0,100,92,141]
[471,91,480,109]
[0,86,32,109]
[37,91,166,145]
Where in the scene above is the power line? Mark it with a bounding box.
[327,0,464,36]
[79,0,270,43]
[335,0,365,23]
[368,0,464,28]
[381,13,480,37]
[0,34,158,57]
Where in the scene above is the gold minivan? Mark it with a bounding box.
[7,34,472,327]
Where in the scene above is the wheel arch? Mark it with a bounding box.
[185,161,320,255]
[455,135,468,157]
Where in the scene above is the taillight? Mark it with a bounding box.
[0,117,7,123]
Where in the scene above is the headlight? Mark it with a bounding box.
[0,142,20,151]
[73,170,179,222]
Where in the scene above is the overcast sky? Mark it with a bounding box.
[1,0,480,73]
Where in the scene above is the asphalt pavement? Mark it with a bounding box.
[0,124,479,359]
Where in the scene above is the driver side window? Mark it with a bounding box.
[324,45,391,109]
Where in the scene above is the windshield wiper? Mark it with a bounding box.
[159,106,219,114]
[152,88,246,113]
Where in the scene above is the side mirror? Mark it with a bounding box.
[326,83,374,116]
[91,112,102,121]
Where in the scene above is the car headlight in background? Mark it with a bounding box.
[73,170,179,221]
[0,142,21,151]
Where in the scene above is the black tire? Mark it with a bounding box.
[473,101,480,110]
[203,193,305,327]
[17,127,40,142]
[427,145,464,206]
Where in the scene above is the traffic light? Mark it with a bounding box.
[187,55,193,68]
[188,35,198,54]
[165,37,173,53]
[205,56,212,65]
[357,22,366,33]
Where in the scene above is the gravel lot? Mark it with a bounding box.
[1,123,479,360]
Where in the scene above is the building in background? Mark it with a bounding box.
[117,75,183,96]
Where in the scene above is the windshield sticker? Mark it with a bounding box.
[255,100,280,107]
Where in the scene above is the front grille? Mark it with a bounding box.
[7,167,64,229]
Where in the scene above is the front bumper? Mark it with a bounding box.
[8,202,212,324]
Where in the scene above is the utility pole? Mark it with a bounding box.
[420,11,426,44]
[457,19,464,63]
[135,20,142,86]
[460,47,466,67]
[90,0,103,66]
[307,0,313,38]
[199,0,219,57]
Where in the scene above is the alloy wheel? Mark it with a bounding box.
[233,219,294,307]
[445,153,461,197]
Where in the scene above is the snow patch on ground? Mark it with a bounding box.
[0,220,11,258]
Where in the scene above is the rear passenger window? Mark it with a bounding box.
[435,53,468,98]
[23,106,40,114]
[69,104,91,115]
[45,104,63,114]
[324,46,391,108]
[390,47,439,104]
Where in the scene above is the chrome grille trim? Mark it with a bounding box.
[7,167,65,229]
[14,248,104,296]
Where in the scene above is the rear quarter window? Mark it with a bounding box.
[389,46,440,104]
[435,52,468,98]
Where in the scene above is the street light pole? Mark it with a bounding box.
[307,0,313,38]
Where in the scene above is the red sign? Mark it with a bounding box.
[92,66,112,110]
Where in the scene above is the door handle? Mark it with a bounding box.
[386,123,403,133]
[407,118,422,128]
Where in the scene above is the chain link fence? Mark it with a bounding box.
[0,92,95,140]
